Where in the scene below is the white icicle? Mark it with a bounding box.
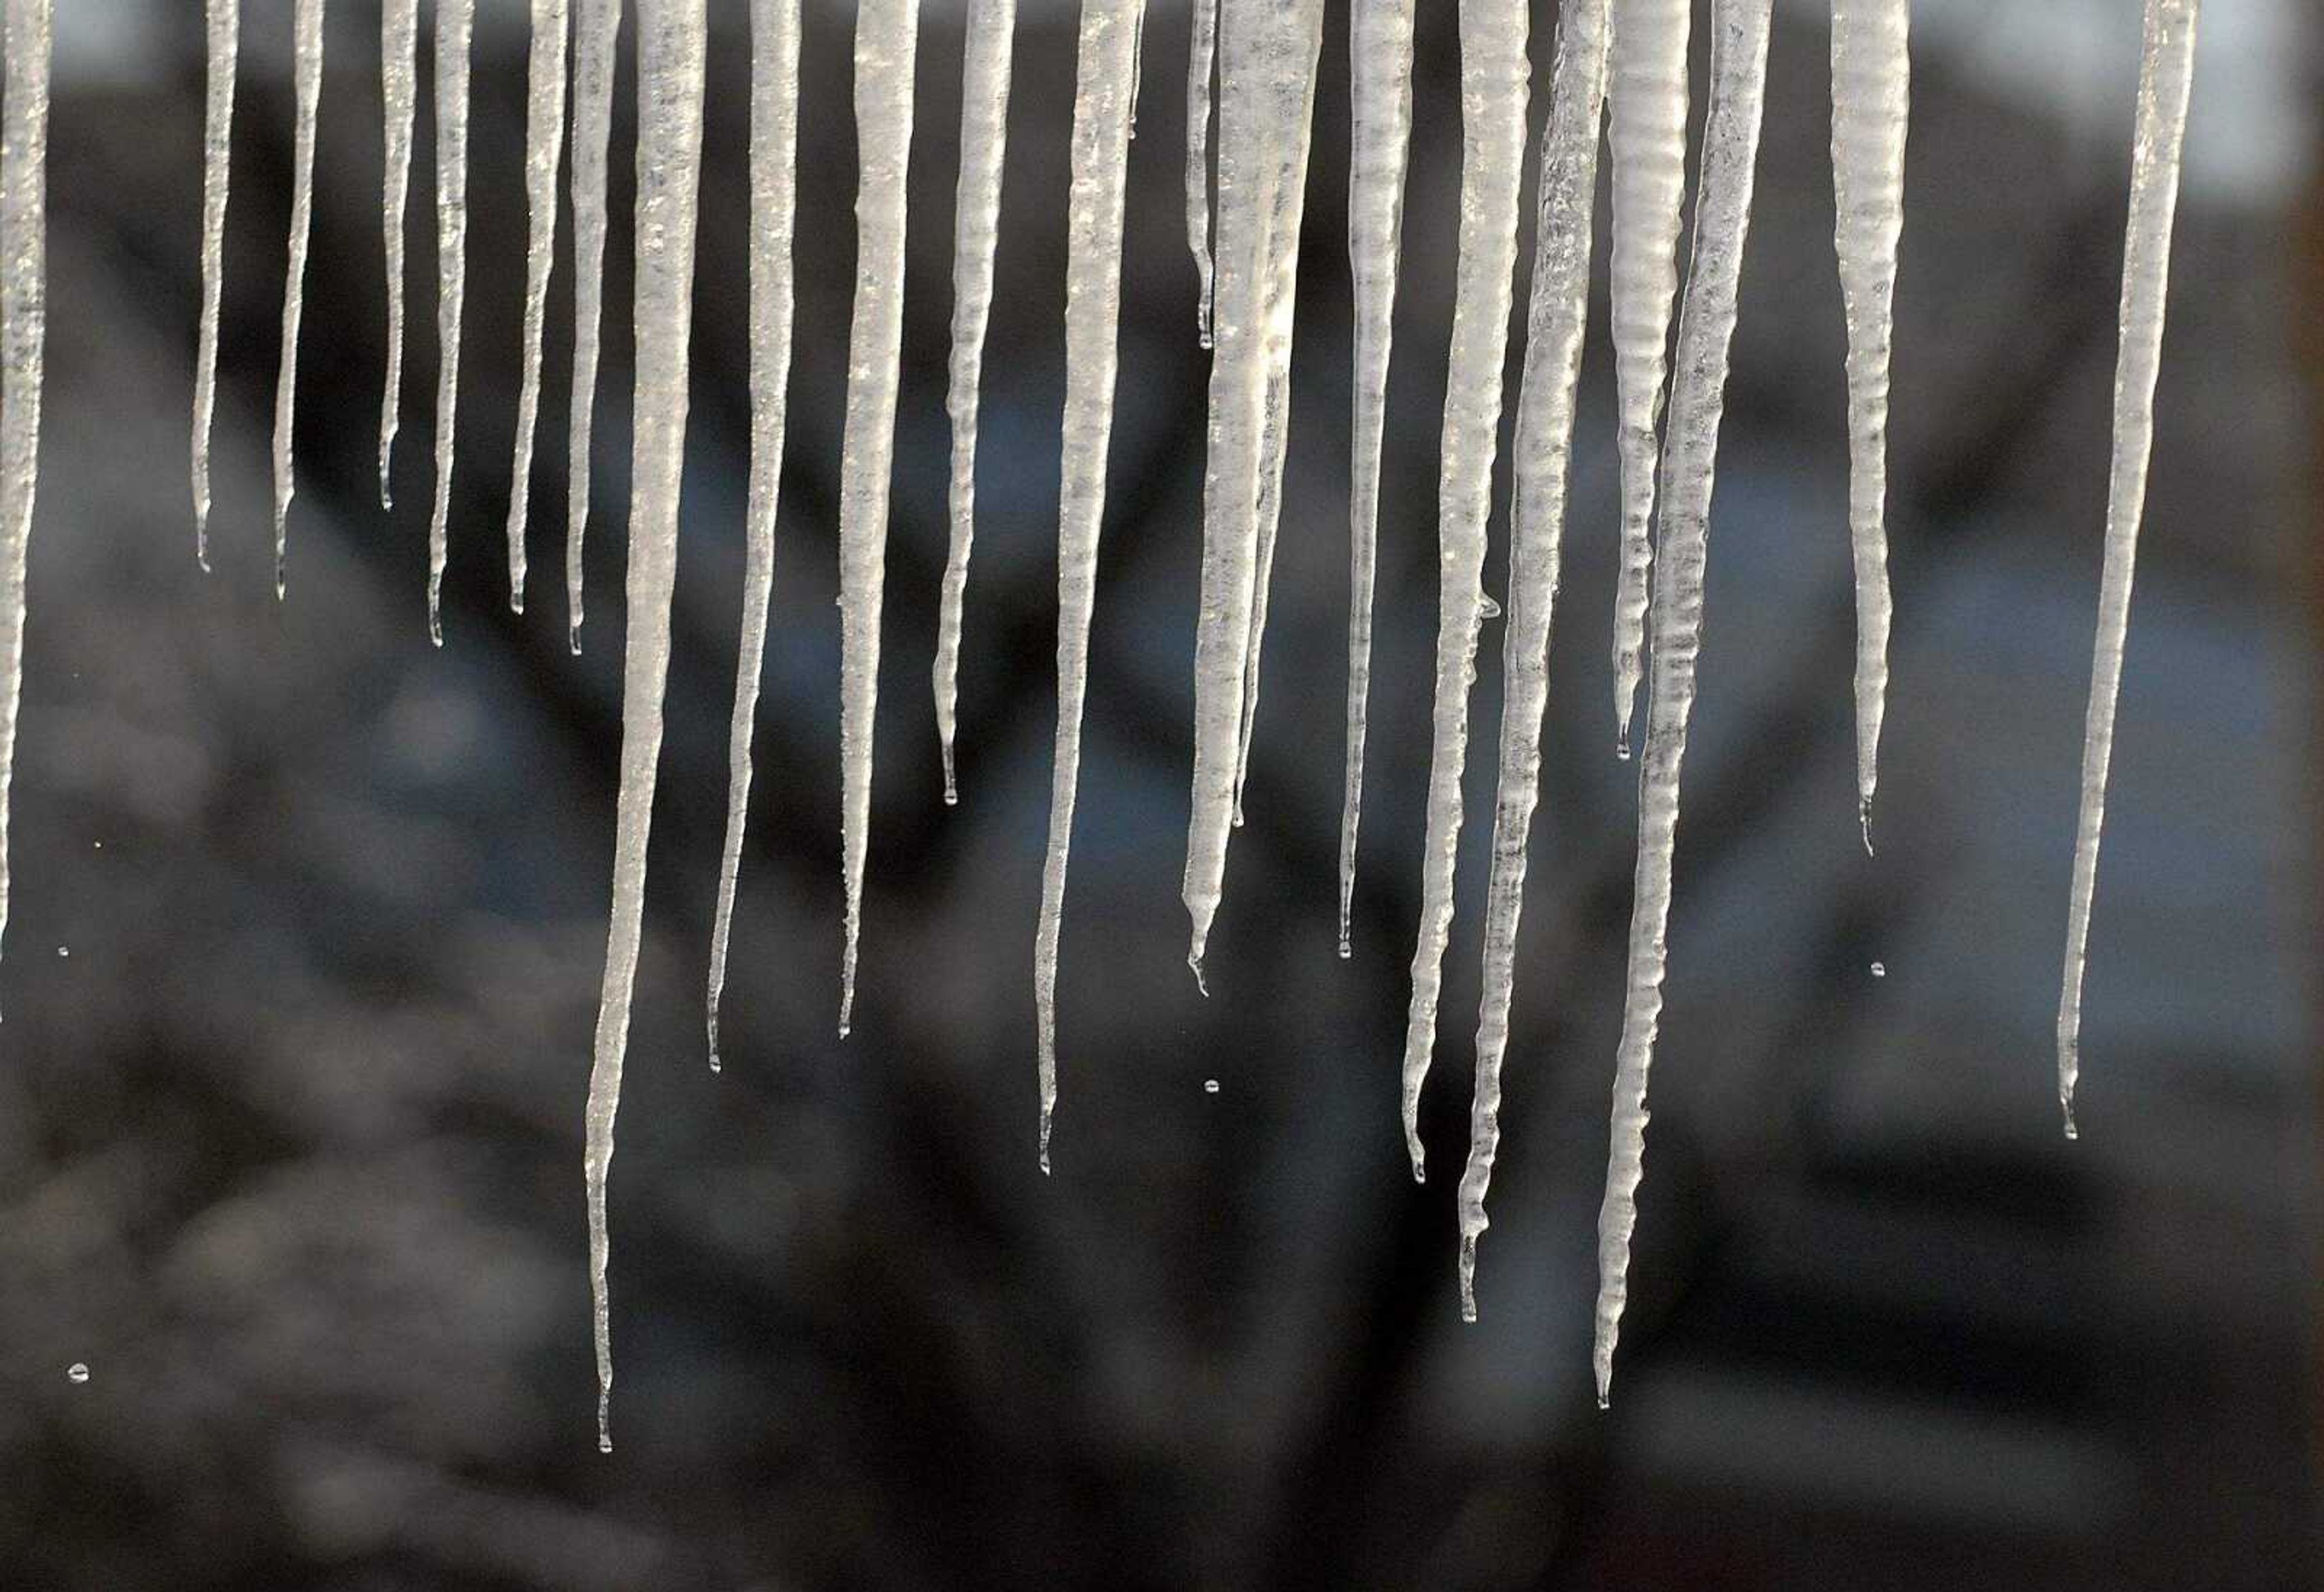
[428,0,474,646]
[835,0,921,1039]
[191,0,236,568]
[1595,0,1773,1406]
[380,0,416,510]
[1459,0,1609,1321]
[1034,0,1145,1173]
[2058,0,2199,1139]
[1830,0,1906,849]
[1396,0,1528,1183]
[930,0,1016,806]
[0,0,47,983]
[1183,0,1216,344]
[586,0,708,1455]
[567,0,622,652]
[1606,0,1691,753]
[269,0,324,599]
[505,0,573,614]
[1337,0,1416,956]
[707,0,801,1074]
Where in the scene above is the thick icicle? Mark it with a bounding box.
[707,0,801,1074]
[1396,0,1528,1183]
[0,0,48,981]
[566,0,622,651]
[1595,0,1773,1406]
[1606,0,1691,752]
[1830,0,1907,847]
[930,0,1016,806]
[191,0,236,567]
[268,0,324,599]
[380,0,416,509]
[1034,0,1145,1171]
[504,0,573,614]
[586,0,708,1454]
[2057,0,2200,1138]
[428,0,475,645]
[1183,0,1216,343]
[1459,0,1609,1320]
[835,0,922,1038]
[1337,0,1416,955]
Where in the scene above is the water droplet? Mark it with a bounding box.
[54,946,67,958]
[1203,1079,1219,1094]
[66,1363,88,1384]
[1869,961,1886,979]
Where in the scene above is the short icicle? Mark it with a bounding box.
[428,0,475,645]
[380,0,416,509]
[0,0,48,982]
[191,0,236,568]
[1183,0,1216,343]
[1595,0,1774,1406]
[586,0,709,1455]
[505,0,573,614]
[566,0,623,651]
[2057,0,2201,1139]
[269,0,324,599]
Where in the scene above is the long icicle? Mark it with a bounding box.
[1034,0,1146,1173]
[707,0,801,1074]
[1459,0,1609,1320]
[428,0,475,645]
[930,0,1017,807]
[2057,0,2200,1138]
[1183,0,1216,344]
[380,0,416,509]
[1338,0,1416,956]
[269,0,324,599]
[1605,0,1691,754]
[0,0,48,983]
[505,0,573,614]
[191,0,237,568]
[566,0,622,652]
[1595,0,1774,1406]
[1830,0,1907,849]
[586,0,708,1455]
[1396,0,1529,1183]
[835,0,922,1038]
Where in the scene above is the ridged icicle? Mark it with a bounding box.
[1183,0,1217,343]
[268,0,324,597]
[191,0,236,567]
[0,0,50,981]
[505,0,573,614]
[566,0,622,651]
[428,0,475,644]
[380,0,416,509]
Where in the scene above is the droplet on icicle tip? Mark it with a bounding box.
[942,744,957,807]
[1336,934,1351,961]
[1615,734,1632,761]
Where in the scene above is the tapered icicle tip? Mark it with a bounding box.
[379,462,395,514]
[272,541,288,601]
[427,584,444,648]
[2060,1085,2078,1141]
[596,1389,612,1455]
[706,1011,723,1075]
[1458,1234,1479,1323]
[195,515,212,574]
[568,621,583,657]
[940,741,957,807]
[1614,729,1633,761]
[510,587,525,617]
[1336,933,1351,961]
[1037,1106,1052,1175]
[1186,947,1208,998]
[1859,795,1876,857]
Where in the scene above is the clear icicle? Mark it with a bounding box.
[505,0,573,615]
[1606,0,1691,752]
[1183,0,1216,344]
[1595,0,1773,1406]
[380,0,416,510]
[1396,0,1528,1183]
[835,0,922,1039]
[268,0,324,600]
[1338,0,1416,956]
[428,0,474,646]
[1459,0,1608,1321]
[707,0,801,1075]
[567,0,622,652]
[2058,0,2200,1139]
[1830,0,1907,849]
[930,0,1016,807]
[0,0,48,983]
[1034,0,1145,1173]
[191,0,236,568]
[586,0,708,1455]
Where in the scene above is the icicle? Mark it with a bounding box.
[1606,0,1691,753]
[1034,0,1146,1173]
[268,0,324,599]
[835,0,922,1039]
[586,0,708,1455]
[707,0,801,1075]
[0,0,47,981]
[1830,0,1906,849]
[505,0,573,615]
[1396,0,1528,1183]
[930,0,1016,808]
[1338,0,1416,955]
[1459,0,1608,1321]
[567,0,622,652]
[1595,0,1773,1406]
[2058,0,2200,1139]
[1183,0,1216,344]
[380,0,416,510]
[191,0,236,568]
[427,0,474,646]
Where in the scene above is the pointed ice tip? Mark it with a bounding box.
[1459,1235,1479,1321]
[1858,797,1876,858]
[2060,1094,2079,1141]
[1231,801,1245,829]
[1038,1110,1052,1174]
[1186,951,1209,999]
[1595,1389,1611,1412]
[940,742,958,807]
[597,1390,612,1455]
[1336,936,1352,961]
[568,624,583,657]
[1614,732,1633,761]
[837,1020,852,1040]
[510,590,525,617]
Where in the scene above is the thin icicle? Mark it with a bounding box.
[1396,0,1528,1183]
[380,0,416,510]
[505,0,573,614]
[707,0,801,1074]
[0,0,48,985]
[269,0,324,599]
[191,0,236,568]
[567,0,622,652]
[1183,0,1216,344]
[1830,0,1906,849]
[1034,0,1145,1172]
[1338,0,1416,955]
[428,0,474,646]
[2058,0,2199,1139]
[1606,0,1691,753]
[930,0,1016,807]
[835,0,922,1039]
[1459,0,1609,1321]
[586,0,708,1455]
[1595,0,1773,1406]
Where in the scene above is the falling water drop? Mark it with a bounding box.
[67,1362,87,1384]
[1869,960,1886,978]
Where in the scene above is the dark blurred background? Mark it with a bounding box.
[0,0,2317,1586]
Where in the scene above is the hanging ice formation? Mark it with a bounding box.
[427,0,474,645]
[566,0,622,651]
[269,0,324,598]
[190,0,235,568]
[0,0,48,984]
[1183,0,1216,344]
[504,0,572,614]
[379,0,416,510]
[2057,0,2201,1139]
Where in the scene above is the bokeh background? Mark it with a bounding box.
[1,0,2317,1585]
